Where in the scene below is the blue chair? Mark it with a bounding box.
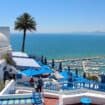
[80,97,92,105]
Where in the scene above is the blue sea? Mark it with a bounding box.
[10,33,105,60]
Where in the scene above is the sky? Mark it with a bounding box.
[0,0,105,33]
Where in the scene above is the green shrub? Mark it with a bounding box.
[3,54,16,66]
[0,81,5,91]
[87,75,98,81]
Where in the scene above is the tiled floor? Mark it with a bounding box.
[44,98,99,105]
[67,103,99,105]
[44,97,58,105]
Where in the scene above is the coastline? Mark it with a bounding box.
[10,33,105,73]
[48,56,105,63]
[47,55,105,74]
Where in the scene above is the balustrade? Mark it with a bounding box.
[43,81,105,92]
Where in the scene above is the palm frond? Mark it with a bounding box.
[14,13,36,32]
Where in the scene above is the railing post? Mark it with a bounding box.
[89,82,90,89]
[83,82,85,88]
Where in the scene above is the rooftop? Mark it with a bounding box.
[12,56,41,68]
[12,51,29,58]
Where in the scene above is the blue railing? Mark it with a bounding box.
[43,81,105,92]
[17,80,105,92]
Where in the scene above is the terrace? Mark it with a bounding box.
[1,67,105,105]
[1,52,105,105]
[1,79,105,105]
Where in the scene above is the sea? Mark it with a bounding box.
[10,33,105,73]
[10,33,105,59]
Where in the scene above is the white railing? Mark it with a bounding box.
[0,79,15,95]
[0,93,32,99]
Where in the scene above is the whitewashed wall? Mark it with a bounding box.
[59,92,105,105]
[0,59,6,80]
[0,27,11,58]
[0,27,10,39]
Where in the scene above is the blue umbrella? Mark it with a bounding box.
[21,66,53,77]
[39,65,53,74]
[60,71,70,80]
[22,68,41,77]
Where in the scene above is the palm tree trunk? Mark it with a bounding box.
[21,29,26,52]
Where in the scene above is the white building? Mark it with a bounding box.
[0,27,11,80]
[0,27,11,58]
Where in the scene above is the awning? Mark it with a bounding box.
[12,57,41,68]
[21,65,53,77]
[39,65,53,74]
[22,69,41,77]
[12,51,29,57]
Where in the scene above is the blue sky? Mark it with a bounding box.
[0,0,105,33]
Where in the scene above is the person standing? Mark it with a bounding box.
[34,78,38,92]
[37,76,43,92]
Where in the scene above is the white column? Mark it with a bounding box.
[59,95,63,105]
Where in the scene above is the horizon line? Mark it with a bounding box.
[10,31,105,34]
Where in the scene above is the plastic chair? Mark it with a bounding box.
[80,97,92,105]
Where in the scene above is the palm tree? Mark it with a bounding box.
[14,13,36,52]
